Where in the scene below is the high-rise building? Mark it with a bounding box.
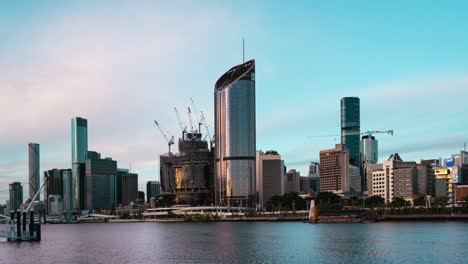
[71,117,88,210]
[319,144,349,194]
[146,181,160,203]
[9,182,23,212]
[28,143,40,201]
[308,161,320,194]
[116,168,129,205]
[416,163,435,196]
[349,165,361,193]
[256,150,285,207]
[285,169,300,193]
[62,170,72,211]
[85,155,117,210]
[214,59,256,207]
[360,135,378,164]
[44,169,65,213]
[299,177,312,194]
[341,97,360,166]
[368,154,417,203]
[122,173,138,205]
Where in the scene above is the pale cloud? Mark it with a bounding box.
[0,3,242,203]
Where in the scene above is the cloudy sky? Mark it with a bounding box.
[1,1,468,203]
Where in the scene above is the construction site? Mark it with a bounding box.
[155,99,215,206]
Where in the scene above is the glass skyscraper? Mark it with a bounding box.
[340,97,360,166]
[214,59,256,207]
[71,117,88,210]
[28,143,40,201]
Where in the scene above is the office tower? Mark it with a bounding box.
[285,169,301,193]
[137,191,145,202]
[9,182,23,212]
[319,144,349,194]
[368,154,417,203]
[299,177,312,193]
[71,117,88,210]
[349,165,361,193]
[116,168,129,205]
[360,135,378,164]
[122,173,138,205]
[214,59,256,207]
[146,181,160,203]
[85,154,117,210]
[44,169,73,212]
[308,161,320,193]
[256,150,285,207]
[28,143,40,201]
[416,163,435,196]
[62,170,72,211]
[340,97,360,166]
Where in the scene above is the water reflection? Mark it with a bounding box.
[0,222,467,263]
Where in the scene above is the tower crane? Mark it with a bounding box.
[154,120,174,154]
[174,107,187,138]
[309,130,394,138]
[200,110,213,143]
[187,107,195,132]
[191,98,203,133]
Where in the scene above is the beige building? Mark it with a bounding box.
[368,154,417,203]
[319,144,349,194]
[256,150,285,207]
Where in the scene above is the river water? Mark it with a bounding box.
[1,221,467,263]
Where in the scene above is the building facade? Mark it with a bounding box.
[214,59,256,207]
[122,173,138,205]
[85,155,117,210]
[340,97,360,167]
[285,169,300,193]
[308,161,320,194]
[44,169,70,213]
[160,131,214,205]
[349,164,361,194]
[71,117,88,210]
[28,143,40,201]
[146,181,161,203]
[319,144,349,194]
[9,182,23,212]
[256,150,284,207]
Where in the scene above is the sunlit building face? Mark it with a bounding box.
[214,60,256,206]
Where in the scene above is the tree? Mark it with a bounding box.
[390,197,406,207]
[413,196,426,207]
[365,195,385,208]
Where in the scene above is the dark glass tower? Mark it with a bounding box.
[214,59,256,207]
[340,97,360,166]
[71,117,88,210]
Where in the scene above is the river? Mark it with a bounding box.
[1,222,467,263]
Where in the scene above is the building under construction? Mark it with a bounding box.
[160,130,214,206]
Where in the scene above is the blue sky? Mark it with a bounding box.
[1,1,468,203]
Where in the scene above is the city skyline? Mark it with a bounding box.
[1,1,468,203]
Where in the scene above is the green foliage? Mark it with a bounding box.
[245,209,257,217]
[265,192,307,211]
[364,195,385,208]
[413,196,426,207]
[314,192,342,210]
[390,197,407,207]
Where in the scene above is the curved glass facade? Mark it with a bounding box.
[215,60,256,206]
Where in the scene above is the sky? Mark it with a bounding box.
[1,1,468,203]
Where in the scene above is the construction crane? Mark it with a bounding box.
[187,107,195,132]
[309,130,394,138]
[174,107,187,138]
[191,98,203,133]
[154,120,174,154]
[200,110,213,143]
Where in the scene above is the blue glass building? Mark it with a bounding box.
[71,117,88,210]
[214,60,256,207]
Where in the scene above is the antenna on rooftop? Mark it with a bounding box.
[243,37,245,63]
